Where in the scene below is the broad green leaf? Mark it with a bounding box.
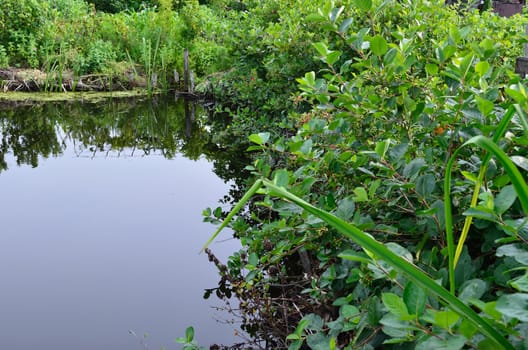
[248,252,259,267]
[370,35,388,56]
[353,0,372,11]
[339,18,353,33]
[325,51,341,66]
[415,174,436,197]
[458,279,487,302]
[384,47,398,65]
[273,169,290,187]
[385,242,413,263]
[293,318,310,335]
[468,299,502,320]
[389,143,408,162]
[248,132,270,145]
[382,293,409,319]
[511,273,528,292]
[329,6,344,23]
[494,185,517,215]
[432,310,460,330]
[306,333,333,350]
[475,96,494,116]
[341,305,360,323]
[496,244,528,265]
[511,155,528,171]
[375,139,391,159]
[185,326,194,342]
[403,158,425,178]
[461,171,478,183]
[353,187,368,202]
[403,281,426,317]
[415,334,466,350]
[335,196,355,220]
[463,206,498,222]
[475,61,490,77]
[287,339,303,350]
[302,314,324,331]
[425,63,438,76]
[313,42,329,57]
[496,293,528,321]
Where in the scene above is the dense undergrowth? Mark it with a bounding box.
[202,1,528,349]
[4,0,528,349]
[0,0,232,91]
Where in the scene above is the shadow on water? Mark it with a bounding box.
[0,94,252,350]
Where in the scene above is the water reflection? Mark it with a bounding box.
[0,95,216,170]
[0,95,244,350]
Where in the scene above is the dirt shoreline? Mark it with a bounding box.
[0,68,211,105]
[0,67,155,93]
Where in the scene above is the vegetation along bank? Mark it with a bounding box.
[3,0,528,349]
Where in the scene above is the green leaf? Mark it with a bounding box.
[382,293,409,319]
[325,51,341,66]
[273,169,290,188]
[511,156,528,171]
[494,185,517,215]
[403,281,426,317]
[475,61,490,77]
[335,196,355,220]
[313,42,329,57]
[287,339,303,350]
[458,279,487,302]
[185,326,194,342]
[341,305,360,323]
[403,158,425,178]
[415,334,466,350]
[463,206,498,222]
[375,139,391,159]
[248,132,270,145]
[475,96,494,116]
[497,244,528,265]
[306,333,333,350]
[432,310,460,330]
[370,35,388,56]
[496,293,528,321]
[353,0,372,11]
[511,273,528,292]
[353,187,368,202]
[461,171,478,183]
[415,174,436,197]
[425,63,438,76]
[338,18,353,33]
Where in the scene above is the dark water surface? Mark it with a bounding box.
[0,96,241,350]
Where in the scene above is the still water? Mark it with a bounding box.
[0,96,241,350]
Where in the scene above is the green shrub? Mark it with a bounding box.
[0,0,45,66]
[204,0,528,348]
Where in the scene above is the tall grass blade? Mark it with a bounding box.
[462,136,528,213]
[454,106,516,266]
[201,179,263,252]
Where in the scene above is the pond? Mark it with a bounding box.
[0,95,243,350]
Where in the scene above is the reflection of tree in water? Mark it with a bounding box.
[0,105,63,172]
[0,96,251,191]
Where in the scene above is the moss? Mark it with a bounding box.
[0,90,159,106]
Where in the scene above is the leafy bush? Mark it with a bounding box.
[0,0,45,66]
[204,0,528,348]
